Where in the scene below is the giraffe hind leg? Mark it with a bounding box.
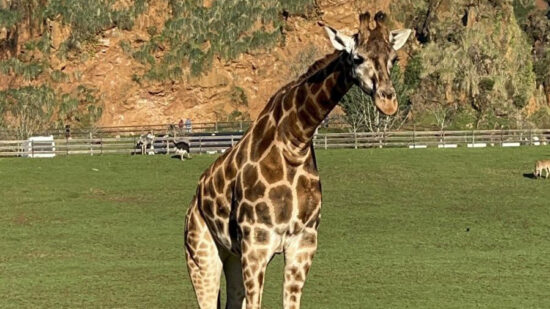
[222,252,246,309]
[185,199,223,309]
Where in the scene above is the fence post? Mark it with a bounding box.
[90,131,94,156]
[199,136,202,153]
[472,130,475,146]
[66,136,69,156]
[500,129,503,147]
[354,132,357,149]
[529,129,532,146]
[324,135,327,150]
[442,130,445,147]
[215,122,218,133]
[100,137,103,155]
[31,140,34,158]
[231,135,234,147]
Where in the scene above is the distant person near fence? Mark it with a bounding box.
[185,118,192,133]
[178,119,184,134]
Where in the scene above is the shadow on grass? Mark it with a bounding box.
[523,173,539,179]
[170,155,193,161]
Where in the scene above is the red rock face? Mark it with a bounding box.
[1,0,394,126]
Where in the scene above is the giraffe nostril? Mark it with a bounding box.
[379,89,395,100]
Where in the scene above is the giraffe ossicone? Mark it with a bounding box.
[184,11,412,309]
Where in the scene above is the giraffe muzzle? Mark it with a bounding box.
[375,96,398,116]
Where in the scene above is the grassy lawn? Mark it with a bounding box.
[1,147,550,308]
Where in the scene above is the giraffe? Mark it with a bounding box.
[184,11,412,309]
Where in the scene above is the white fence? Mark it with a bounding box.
[1,129,549,157]
[312,129,550,149]
[0,135,243,157]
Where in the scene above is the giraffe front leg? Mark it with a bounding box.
[240,229,273,309]
[283,229,318,309]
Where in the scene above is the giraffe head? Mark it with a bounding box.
[324,11,412,115]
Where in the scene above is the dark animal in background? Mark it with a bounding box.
[174,140,191,160]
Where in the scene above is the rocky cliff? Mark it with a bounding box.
[0,0,394,127]
[1,0,549,130]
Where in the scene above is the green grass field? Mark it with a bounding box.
[2,148,550,308]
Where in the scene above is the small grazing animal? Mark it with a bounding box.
[136,132,156,155]
[146,132,155,155]
[136,135,148,155]
[174,140,191,160]
[534,160,550,178]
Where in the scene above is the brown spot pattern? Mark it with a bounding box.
[283,88,296,111]
[296,176,321,224]
[235,136,249,167]
[202,199,215,218]
[245,181,266,202]
[215,197,229,218]
[238,202,255,223]
[269,185,293,223]
[298,108,317,130]
[259,146,283,183]
[300,231,317,247]
[310,80,323,95]
[254,228,269,244]
[215,219,224,233]
[295,85,307,104]
[303,155,318,175]
[251,125,275,162]
[287,165,297,183]
[255,202,273,226]
[213,168,225,194]
[316,88,330,106]
[243,164,258,185]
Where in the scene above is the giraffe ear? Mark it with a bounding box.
[390,29,412,51]
[324,26,356,53]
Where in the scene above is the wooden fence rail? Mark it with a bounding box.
[312,129,550,149]
[1,129,549,157]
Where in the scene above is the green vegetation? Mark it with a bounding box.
[1,148,550,307]
[0,85,102,138]
[515,0,550,101]
[57,85,103,129]
[0,0,147,134]
[1,0,148,56]
[227,109,250,122]
[289,44,321,79]
[0,86,56,138]
[40,0,148,57]
[0,58,44,81]
[388,0,543,130]
[0,8,20,28]
[135,0,315,80]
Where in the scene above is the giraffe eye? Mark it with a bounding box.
[353,55,364,65]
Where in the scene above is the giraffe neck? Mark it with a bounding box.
[270,51,354,151]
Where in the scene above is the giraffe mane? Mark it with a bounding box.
[295,51,343,84]
[268,51,343,102]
